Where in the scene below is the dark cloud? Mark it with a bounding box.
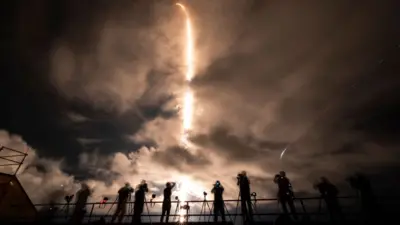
[152,145,211,169]
[2,0,400,208]
[191,126,286,162]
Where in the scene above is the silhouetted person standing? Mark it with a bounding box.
[274,171,297,220]
[160,182,176,223]
[314,177,343,222]
[211,180,226,223]
[132,180,148,224]
[112,183,134,223]
[347,174,377,222]
[71,183,91,224]
[237,171,253,224]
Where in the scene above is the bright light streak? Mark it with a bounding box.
[280,147,287,160]
[182,88,193,133]
[176,3,196,221]
[176,3,195,146]
[176,3,194,82]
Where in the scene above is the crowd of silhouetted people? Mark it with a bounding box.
[38,171,378,225]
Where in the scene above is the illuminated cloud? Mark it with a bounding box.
[3,0,399,210]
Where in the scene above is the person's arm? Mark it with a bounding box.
[171,182,176,189]
[221,186,224,192]
[211,187,215,194]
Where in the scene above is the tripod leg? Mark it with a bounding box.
[173,202,180,221]
[106,199,117,216]
[144,197,152,225]
[233,192,240,225]
[207,202,214,222]
[199,203,205,222]
[224,202,233,223]
[251,201,261,221]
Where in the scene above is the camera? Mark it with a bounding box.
[203,191,207,196]
[64,195,74,203]
[237,173,243,185]
[274,174,282,183]
[180,205,190,210]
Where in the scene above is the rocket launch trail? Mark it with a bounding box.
[176,3,195,147]
[176,2,195,222]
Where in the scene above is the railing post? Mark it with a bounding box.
[88,203,95,223]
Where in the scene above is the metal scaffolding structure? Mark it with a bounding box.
[0,145,28,176]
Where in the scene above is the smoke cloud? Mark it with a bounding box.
[3,0,399,212]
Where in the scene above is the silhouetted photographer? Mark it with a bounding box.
[273,171,297,220]
[314,177,343,222]
[111,183,134,223]
[132,180,149,224]
[71,183,91,224]
[347,173,377,221]
[237,171,253,224]
[160,182,176,223]
[211,180,226,223]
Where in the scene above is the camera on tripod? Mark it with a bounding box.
[64,195,74,203]
[99,197,109,208]
[180,205,190,210]
[203,191,207,196]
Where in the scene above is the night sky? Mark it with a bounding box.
[1,0,400,204]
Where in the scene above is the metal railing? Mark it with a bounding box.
[29,195,397,224]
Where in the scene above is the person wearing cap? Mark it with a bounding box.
[160,182,176,223]
[211,180,226,223]
[111,183,134,223]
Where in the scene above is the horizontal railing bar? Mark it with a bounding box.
[33,196,360,206]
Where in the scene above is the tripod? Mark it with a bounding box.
[60,201,72,219]
[234,191,255,225]
[105,197,118,217]
[207,199,233,223]
[144,195,153,225]
[172,197,181,222]
[199,194,212,222]
[250,192,261,221]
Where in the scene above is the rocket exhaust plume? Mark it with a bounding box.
[176,3,195,146]
[176,2,196,222]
